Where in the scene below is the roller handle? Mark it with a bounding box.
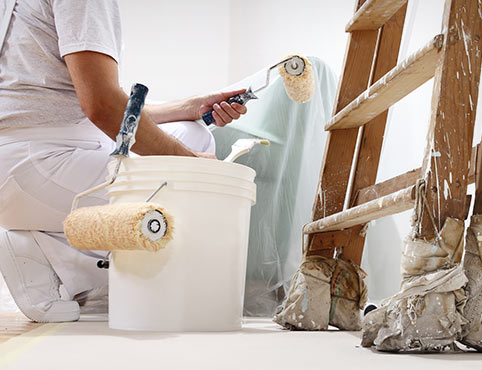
[110,83,149,158]
[202,87,258,125]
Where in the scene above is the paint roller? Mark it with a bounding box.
[202,55,315,125]
[63,83,174,263]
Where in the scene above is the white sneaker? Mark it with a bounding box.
[0,230,79,322]
[74,285,108,314]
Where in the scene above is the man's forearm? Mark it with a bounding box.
[92,90,195,156]
[144,97,200,124]
[131,113,195,156]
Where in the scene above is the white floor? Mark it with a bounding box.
[1,316,481,370]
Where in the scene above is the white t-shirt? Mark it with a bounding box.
[0,0,122,129]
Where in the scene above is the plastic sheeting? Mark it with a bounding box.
[211,57,337,316]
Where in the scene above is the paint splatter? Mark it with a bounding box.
[444,179,452,199]
[301,288,309,313]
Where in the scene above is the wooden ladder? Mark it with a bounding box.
[304,0,482,265]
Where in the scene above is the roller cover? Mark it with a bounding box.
[278,55,315,103]
[64,202,174,252]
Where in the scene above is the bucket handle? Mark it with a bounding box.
[145,181,168,202]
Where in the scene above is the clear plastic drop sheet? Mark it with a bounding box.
[211,57,337,316]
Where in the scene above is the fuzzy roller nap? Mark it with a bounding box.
[64,202,173,252]
[278,55,315,103]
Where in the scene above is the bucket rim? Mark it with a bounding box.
[109,177,255,190]
[111,170,255,186]
[109,156,256,178]
[107,186,256,204]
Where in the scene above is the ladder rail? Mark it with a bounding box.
[307,1,407,263]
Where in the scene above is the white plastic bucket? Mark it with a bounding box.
[106,156,256,332]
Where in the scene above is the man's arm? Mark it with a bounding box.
[65,51,194,156]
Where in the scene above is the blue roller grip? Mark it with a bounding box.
[202,87,258,125]
[111,83,149,157]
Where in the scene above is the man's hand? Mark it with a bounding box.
[197,89,248,127]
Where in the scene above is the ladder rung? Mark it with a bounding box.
[346,0,408,32]
[354,168,421,206]
[325,34,444,131]
[303,185,415,234]
[306,144,477,235]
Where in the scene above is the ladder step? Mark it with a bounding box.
[303,185,415,234]
[304,144,477,235]
[354,168,421,206]
[346,0,408,32]
[354,145,478,206]
[325,34,444,131]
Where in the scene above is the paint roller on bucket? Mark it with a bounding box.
[62,82,268,331]
[201,55,315,125]
[64,83,174,259]
[64,83,269,265]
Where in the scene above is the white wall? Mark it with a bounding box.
[117,0,231,101]
[3,0,479,311]
[228,0,356,83]
[117,0,354,99]
[1,0,356,313]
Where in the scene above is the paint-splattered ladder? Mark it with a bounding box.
[304,0,482,265]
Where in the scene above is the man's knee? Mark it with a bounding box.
[159,121,215,154]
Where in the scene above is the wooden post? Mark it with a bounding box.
[308,3,407,265]
[419,0,482,238]
[474,144,482,215]
[307,0,378,261]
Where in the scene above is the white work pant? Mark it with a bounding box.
[0,121,215,299]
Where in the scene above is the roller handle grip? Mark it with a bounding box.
[201,88,257,126]
[201,94,244,125]
[110,83,149,157]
